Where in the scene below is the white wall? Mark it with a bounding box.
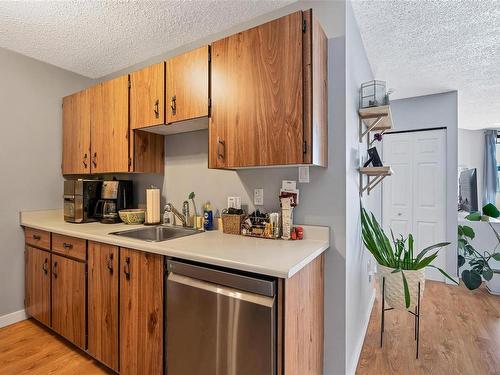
[458,128,484,205]
[390,91,459,279]
[0,47,92,317]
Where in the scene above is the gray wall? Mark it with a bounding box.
[345,3,377,374]
[458,128,484,205]
[390,91,459,279]
[0,47,92,317]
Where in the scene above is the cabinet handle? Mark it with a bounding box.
[83,153,88,168]
[53,261,58,279]
[42,258,49,275]
[32,234,41,241]
[154,99,160,119]
[92,152,97,168]
[170,95,176,116]
[62,242,73,249]
[107,253,114,275]
[217,137,225,160]
[124,257,130,280]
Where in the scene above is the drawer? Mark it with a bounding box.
[24,228,51,250]
[52,234,87,261]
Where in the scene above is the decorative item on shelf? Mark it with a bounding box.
[359,80,390,108]
[363,147,383,168]
[458,203,500,295]
[221,208,245,235]
[361,206,457,358]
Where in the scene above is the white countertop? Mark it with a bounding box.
[20,209,329,279]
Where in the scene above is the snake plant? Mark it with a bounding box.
[361,207,457,308]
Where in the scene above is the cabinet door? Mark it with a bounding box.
[51,254,86,349]
[120,248,163,375]
[210,11,304,168]
[130,62,165,129]
[166,46,209,124]
[62,90,91,175]
[90,76,130,173]
[88,242,119,372]
[25,246,51,327]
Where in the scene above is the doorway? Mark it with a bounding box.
[382,129,447,281]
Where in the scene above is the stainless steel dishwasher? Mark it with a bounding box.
[166,260,276,375]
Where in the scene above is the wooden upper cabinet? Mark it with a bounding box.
[62,90,91,175]
[88,242,119,372]
[130,62,165,129]
[210,10,327,168]
[51,254,86,350]
[90,76,130,173]
[25,246,51,327]
[120,248,164,375]
[166,46,209,124]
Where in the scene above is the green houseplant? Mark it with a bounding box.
[458,203,500,292]
[361,207,457,309]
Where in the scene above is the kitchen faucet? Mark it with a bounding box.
[164,202,190,227]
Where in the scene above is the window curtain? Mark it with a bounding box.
[483,130,498,206]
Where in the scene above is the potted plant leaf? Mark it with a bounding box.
[458,203,500,294]
[361,207,458,310]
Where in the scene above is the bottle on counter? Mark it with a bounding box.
[203,202,214,230]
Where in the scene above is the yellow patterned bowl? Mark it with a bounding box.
[119,209,146,225]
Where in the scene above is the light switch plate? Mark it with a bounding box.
[298,166,310,183]
[254,189,264,206]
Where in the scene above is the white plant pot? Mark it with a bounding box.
[378,265,426,311]
[485,270,500,295]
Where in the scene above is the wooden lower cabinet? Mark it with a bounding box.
[25,246,51,327]
[88,242,119,372]
[120,248,164,375]
[51,254,86,350]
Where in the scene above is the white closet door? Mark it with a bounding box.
[382,129,447,281]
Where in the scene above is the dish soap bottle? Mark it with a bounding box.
[203,202,213,231]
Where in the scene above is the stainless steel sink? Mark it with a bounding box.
[110,225,200,242]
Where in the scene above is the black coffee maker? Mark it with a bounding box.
[95,180,134,223]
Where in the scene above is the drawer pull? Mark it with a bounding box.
[62,242,73,249]
[107,253,114,275]
[32,234,41,241]
[124,257,131,280]
[42,258,49,275]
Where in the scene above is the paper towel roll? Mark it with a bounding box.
[146,187,161,224]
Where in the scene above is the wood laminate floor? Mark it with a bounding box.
[0,319,110,374]
[357,281,500,375]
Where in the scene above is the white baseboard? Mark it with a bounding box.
[347,290,376,375]
[0,309,28,329]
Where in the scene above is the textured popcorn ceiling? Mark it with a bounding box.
[352,0,500,129]
[0,0,292,79]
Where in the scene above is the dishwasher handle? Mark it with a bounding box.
[168,272,274,308]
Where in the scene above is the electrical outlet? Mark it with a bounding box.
[254,188,264,206]
[298,166,310,183]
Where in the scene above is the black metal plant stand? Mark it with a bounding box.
[380,276,421,359]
